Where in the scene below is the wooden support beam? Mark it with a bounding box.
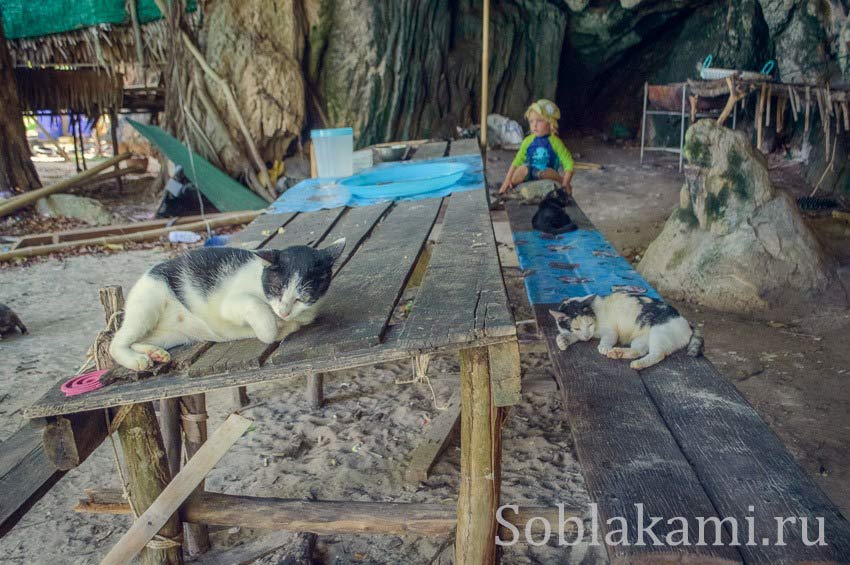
[456,346,503,565]
[41,410,108,471]
[114,403,184,565]
[78,490,579,539]
[233,387,250,409]
[159,399,182,479]
[404,389,461,483]
[180,394,211,556]
[306,375,323,410]
[104,414,252,565]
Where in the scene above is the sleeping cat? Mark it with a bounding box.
[0,303,27,339]
[110,239,345,371]
[532,189,577,235]
[549,293,703,370]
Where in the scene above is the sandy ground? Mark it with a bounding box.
[0,138,847,563]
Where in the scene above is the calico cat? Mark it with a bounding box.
[532,189,577,235]
[0,303,27,339]
[110,239,345,371]
[549,293,703,370]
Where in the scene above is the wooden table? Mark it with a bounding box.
[23,139,521,564]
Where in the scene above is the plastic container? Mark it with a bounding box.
[311,128,354,178]
[340,162,468,199]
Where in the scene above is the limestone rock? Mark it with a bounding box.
[518,180,560,204]
[36,194,113,226]
[638,120,838,316]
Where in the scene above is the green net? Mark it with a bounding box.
[0,0,196,40]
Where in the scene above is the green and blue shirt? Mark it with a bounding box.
[512,134,574,174]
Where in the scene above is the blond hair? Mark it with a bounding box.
[525,99,561,134]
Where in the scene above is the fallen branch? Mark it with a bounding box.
[0,210,261,262]
[33,119,72,162]
[0,153,131,218]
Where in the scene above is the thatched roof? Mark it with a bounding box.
[15,68,123,116]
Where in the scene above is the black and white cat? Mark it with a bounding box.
[549,293,703,370]
[110,239,345,371]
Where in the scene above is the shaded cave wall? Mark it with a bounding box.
[174,0,850,198]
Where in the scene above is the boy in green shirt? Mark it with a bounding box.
[499,99,574,196]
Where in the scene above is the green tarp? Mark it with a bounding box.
[128,119,268,213]
[0,0,195,40]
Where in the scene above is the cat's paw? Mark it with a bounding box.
[131,344,171,364]
[597,343,612,356]
[124,352,154,372]
[556,335,570,351]
[255,326,279,344]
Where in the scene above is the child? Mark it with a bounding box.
[499,99,574,196]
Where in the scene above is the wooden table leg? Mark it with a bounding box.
[233,386,250,409]
[115,403,183,565]
[180,394,211,555]
[306,374,324,410]
[159,398,182,478]
[456,346,505,565]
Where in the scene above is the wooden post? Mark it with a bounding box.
[109,108,125,192]
[456,347,503,565]
[233,387,250,409]
[180,394,211,555]
[115,404,184,565]
[306,374,324,410]
[159,398,182,478]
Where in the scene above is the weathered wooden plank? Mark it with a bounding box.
[400,190,514,351]
[488,340,521,407]
[227,211,296,250]
[642,353,850,562]
[411,141,448,161]
[188,339,274,379]
[262,207,345,250]
[449,138,480,156]
[319,202,392,274]
[0,425,65,538]
[536,305,742,563]
[23,326,514,418]
[268,198,442,365]
[404,389,461,483]
[41,409,107,470]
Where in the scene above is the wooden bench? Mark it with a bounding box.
[13,139,527,564]
[505,198,850,564]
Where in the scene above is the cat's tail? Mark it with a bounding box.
[686,326,704,357]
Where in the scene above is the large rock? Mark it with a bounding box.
[36,194,114,226]
[638,120,839,316]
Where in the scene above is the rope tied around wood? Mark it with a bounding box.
[180,411,208,443]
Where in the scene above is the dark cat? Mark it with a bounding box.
[532,189,577,235]
[0,303,27,339]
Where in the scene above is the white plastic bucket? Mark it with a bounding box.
[311,128,354,178]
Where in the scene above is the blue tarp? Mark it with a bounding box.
[513,228,661,305]
[268,153,484,214]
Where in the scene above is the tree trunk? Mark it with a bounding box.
[0,20,40,193]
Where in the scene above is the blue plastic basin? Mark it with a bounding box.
[340,162,468,199]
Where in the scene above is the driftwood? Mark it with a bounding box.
[0,210,261,262]
[0,152,130,217]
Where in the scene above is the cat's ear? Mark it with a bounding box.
[577,294,596,307]
[322,238,346,264]
[549,309,567,322]
[254,250,277,265]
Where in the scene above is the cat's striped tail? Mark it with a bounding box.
[687,327,704,357]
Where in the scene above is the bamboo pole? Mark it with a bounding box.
[805,86,811,134]
[0,152,130,217]
[756,83,767,151]
[0,210,261,262]
[306,374,324,410]
[787,85,798,121]
[455,347,503,565]
[480,0,490,149]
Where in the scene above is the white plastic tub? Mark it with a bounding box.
[311,127,354,178]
